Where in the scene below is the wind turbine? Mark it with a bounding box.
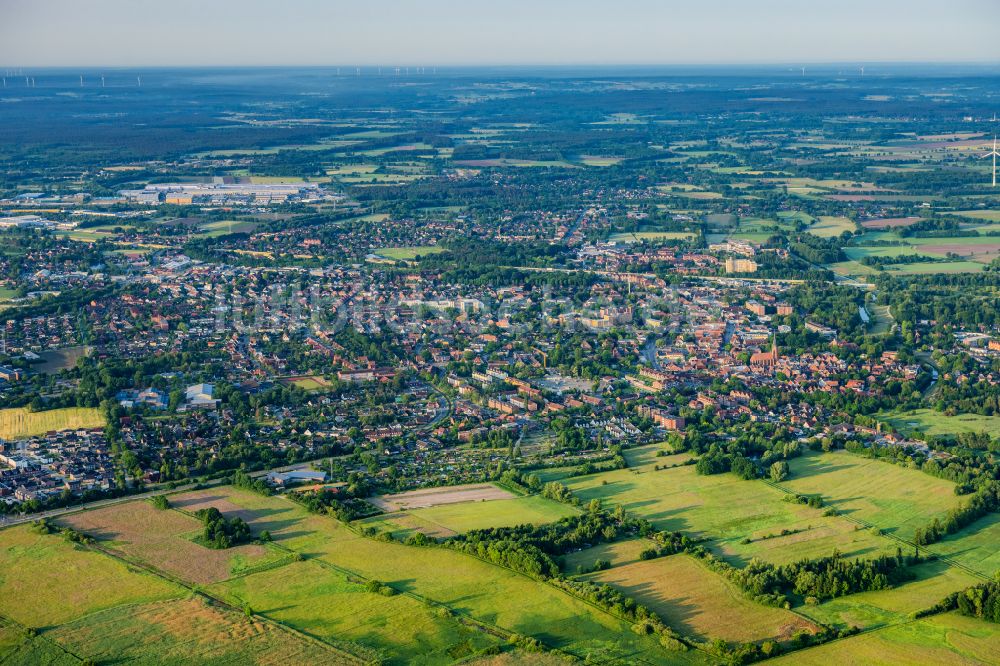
[101,75,105,88]
[136,74,142,87]
[800,66,806,77]
[984,136,999,188]
[860,65,865,78]
[80,75,84,87]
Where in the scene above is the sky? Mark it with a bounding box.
[1,0,998,67]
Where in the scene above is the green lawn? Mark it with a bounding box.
[780,451,961,539]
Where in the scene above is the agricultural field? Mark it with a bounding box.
[48,598,352,664]
[944,209,1000,222]
[210,560,498,664]
[561,536,653,573]
[876,408,1000,438]
[926,513,1000,578]
[165,487,696,663]
[779,451,962,539]
[0,406,105,440]
[769,613,1000,665]
[806,216,856,238]
[0,524,181,628]
[797,560,980,631]
[58,499,292,585]
[860,216,922,229]
[588,554,818,644]
[560,461,899,566]
[369,483,517,511]
[358,495,578,539]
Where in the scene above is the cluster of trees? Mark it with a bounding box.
[859,253,945,268]
[955,582,1000,623]
[931,581,1000,624]
[194,507,252,549]
[721,550,921,605]
[290,483,377,522]
[232,469,271,496]
[449,503,652,579]
[913,482,1000,546]
[879,274,1000,331]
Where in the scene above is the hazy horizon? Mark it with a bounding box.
[2,0,998,68]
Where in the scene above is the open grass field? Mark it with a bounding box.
[579,155,624,167]
[48,597,353,665]
[588,554,818,644]
[883,261,986,275]
[807,216,856,238]
[279,375,332,391]
[876,408,1000,438]
[768,613,1000,665]
[777,210,816,224]
[169,487,696,663]
[58,500,291,585]
[926,512,1000,578]
[945,209,1000,222]
[374,246,446,261]
[845,245,938,260]
[826,260,878,280]
[0,622,78,666]
[194,220,258,238]
[359,495,578,539]
[780,451,961,539]
[561,462,898,566]
[562,537,655,573]
[0,524,181,628]
[210,560,496,664]
[609,231,695,243]
[0,407,105,440]
[797,560,980,631]
[34,346,91,374]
